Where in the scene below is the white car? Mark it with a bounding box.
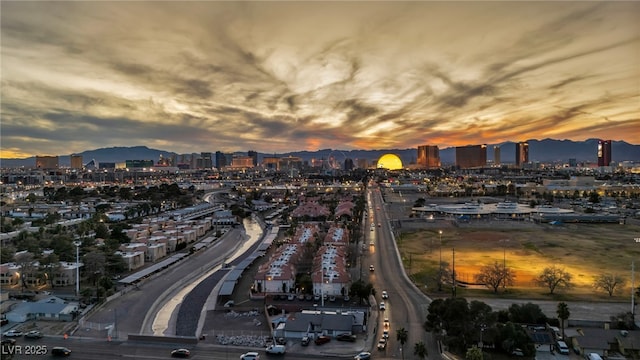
[381,290,388,299]
[3,329,23,337]
[377,338,387,350]
[240,352,260,360]
[379,302,386,310]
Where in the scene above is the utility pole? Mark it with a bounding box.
[452,248,456,298]
[632,261,635,319]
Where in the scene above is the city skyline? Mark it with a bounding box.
[1,1,639,158]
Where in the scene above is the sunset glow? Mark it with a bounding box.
[1,1,638,157]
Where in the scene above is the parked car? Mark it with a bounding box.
[369,265,375,271]
[314,336,331,345]
[301,336,310,346]
[381,290,388,299]
[383,318,390,329]
[2,330,22,337]
[240,351,260,360]
[379,302,386,310]
[336,333,357,342]
[382,330,389,339]
[171,348,191,358]
[51,347,72,357]
[1,338,16,346]
[287,294,295,301]
[377,338,387,350]
[25,330,43,339]
[329,295,336,302]
[556,341,570,355]
[355,352,372,360]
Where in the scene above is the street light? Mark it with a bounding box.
[73,240,81,297]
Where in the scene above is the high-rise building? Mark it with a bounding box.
[215,151,227,169]
[344,158,354,171]
[35,156,59,169]
[200,152,213,169]
[70,155,83,169]
[455,145,487,169]
[248,150,258,166]
[597,140,612,166]
[416,145,440,169]
[493,146,501,166]
[515,142,529,167]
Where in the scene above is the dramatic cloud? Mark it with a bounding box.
[1,1,638,158]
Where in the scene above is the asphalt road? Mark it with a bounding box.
[368,187,440,360]
[83,227,247,340]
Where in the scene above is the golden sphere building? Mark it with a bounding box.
[377,154,403,170]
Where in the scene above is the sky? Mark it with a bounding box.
[1,1,639,158]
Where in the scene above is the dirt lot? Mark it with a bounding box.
[390,197,640,301]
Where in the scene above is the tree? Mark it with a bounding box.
[474,261,515,293]
[557,302,570,340]
[508,303,548,324]
[535,265,573,294]
[593,273,625,297]
[466,345,483,360]
[414,341,428,359]
[39,253,60,289]
[397,327,408,360]
[15,252,35,292]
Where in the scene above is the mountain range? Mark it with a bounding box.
[1,139,638,168]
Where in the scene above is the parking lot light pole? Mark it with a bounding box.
[74,240,81,297]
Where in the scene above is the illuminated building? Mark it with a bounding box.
[70,155,83,169]
[516,142,529,167]
[377,154,403,170]
[493,146,501,166]
[597,140,612,166]
[455,145,487,169]
[35,156,59,169]
[417,145,440,169]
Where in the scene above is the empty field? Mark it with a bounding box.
[397,222,640,301]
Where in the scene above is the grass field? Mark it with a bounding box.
[397,221,640,302]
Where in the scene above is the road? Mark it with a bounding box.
[83,226,249,339]
[367,186,440,360]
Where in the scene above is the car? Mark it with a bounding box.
[336,333,357,342]
[383,318,390,329]
[382,330,389,339]
[24,330,43,339]
[329,295,336,302]
[287,294,295,301]
[171,348,191,358]
[1,338,16,346]
[344,295,350,302]
[240,351,260,360]
[301,336,310,346]
[304,294,313,301]
[51,347,72,357]
[355,351,372,360]
[297,294,305,300]
[224,300,235,308]
[378,223,381,227]
[381,290,388,299]
[377,338,387,350]
[556,341,570,355]
[313,294,320,301]
[265,344,286,354]
[2,330,23,337]
[0,319,8,326]
[379,302,386,310]
[369,265,375,272]
[314,335,331,345]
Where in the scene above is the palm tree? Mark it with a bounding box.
[397,327,408,360]
[557,302,570,339]
[414,341,428,359]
